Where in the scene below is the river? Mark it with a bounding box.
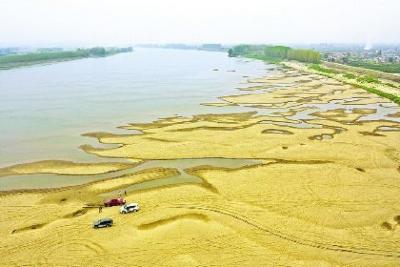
[0,48,268,168]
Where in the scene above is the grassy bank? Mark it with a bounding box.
[351,81,400,105]
[322,61,400,83]
[0,47,133,70]
[292,62,400,105]
[347,60,400,74]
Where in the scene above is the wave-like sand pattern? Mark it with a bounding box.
[138,213,209,230]
[1,65,400,266]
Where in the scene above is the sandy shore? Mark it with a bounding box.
[1,65,400,266]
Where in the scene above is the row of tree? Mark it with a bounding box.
[228,45,265,57]
[0,47,133,64]
[287,49,320,63]
[228,45,320,63]
[264,46,290,59]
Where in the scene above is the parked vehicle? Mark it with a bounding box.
[93,218,113,228]
[120,203,140,214]
[104,198,126,207]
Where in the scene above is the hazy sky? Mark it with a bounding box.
[0,0,399,46]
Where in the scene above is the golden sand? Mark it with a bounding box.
[1,66,400,266]
[0,160,140,177]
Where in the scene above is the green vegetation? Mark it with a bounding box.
[384,82,398,88]
[309,64,338,74]
[347,60,400,74]
[0,47,133,70]
[228,45,320,63]
[245,53,283,64]
[287,49,320,63]
[354,83,400,105]
[356,75,381,84]
[228,45,265,57]
[264,46,290,59]
[343,73,356,79]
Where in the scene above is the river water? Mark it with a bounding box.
[0,48,268,168]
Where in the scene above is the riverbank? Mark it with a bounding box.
[322,61,400,82]
[284,61,400,105]
[0,47,133,70]
[1,65,400,266]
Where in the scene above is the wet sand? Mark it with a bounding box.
[1,65,400,266]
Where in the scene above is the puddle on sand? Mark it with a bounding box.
[260,120,322,129]
[377,126,400,132]
[101,174,199,198]
[287,102,400,123]
[0,158,261,191]
[102,158,261,196]
[309,134,334,141]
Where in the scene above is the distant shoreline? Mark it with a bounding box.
[0,46,133,70]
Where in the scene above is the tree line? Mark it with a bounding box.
[228,45,320,63]
[0,47,133,65]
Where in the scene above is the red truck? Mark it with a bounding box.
[104,198,126,207]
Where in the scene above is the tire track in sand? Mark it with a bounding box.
[170,203,400,258]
